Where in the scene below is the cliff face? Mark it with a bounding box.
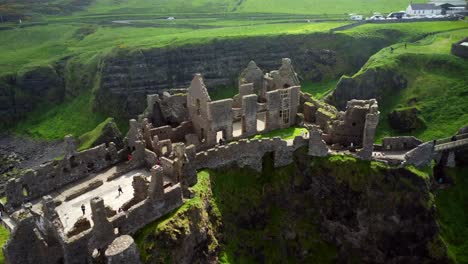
[135,150,449,264]
[0,65,64,126]
[94,33,391,119]
[327,68,407,110]
[1,32,392,128]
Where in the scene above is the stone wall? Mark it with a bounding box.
[5,141,124,209]
[4,165,183,264]
[382,136,423,151]
[194,136,308,172]
[150,121,193,143]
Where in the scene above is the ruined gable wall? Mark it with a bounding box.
[208,99,234,139]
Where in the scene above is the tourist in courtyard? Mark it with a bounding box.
[118,185,123,196]
[81,204,85,215]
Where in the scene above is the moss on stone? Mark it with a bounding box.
[78,117,121,151]
[317,107,336,119]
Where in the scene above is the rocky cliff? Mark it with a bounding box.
[0,65,65,127]
[327,68,407,110]
[94,33,392,119]
[134,149,449,263]
[1,32,393,128]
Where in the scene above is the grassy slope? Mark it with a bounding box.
[302,79,339,99]
[12,89,108,139]
[435,167,468,264]
[77,117,114,151]
[355,28,468,141]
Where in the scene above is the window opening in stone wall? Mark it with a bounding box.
[200,128,206,143]
[257,112,266,132]
[233,121,242,138]
[216,130,226,144]
[22,185,29,197]
[196,99,201,116]
[70,156,78,168]
[280,109,290,124]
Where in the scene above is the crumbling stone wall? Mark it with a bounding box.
[150,121,193,143]
[139,92,189,127]
[194,136,307,172]
[382,136,423,151]
[5,140,123,209]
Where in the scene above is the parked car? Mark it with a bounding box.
[350,15,364,21]
[367,15,385,20]
[387,11,406,19]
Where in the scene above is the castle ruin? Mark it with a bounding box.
[1,58,385,264]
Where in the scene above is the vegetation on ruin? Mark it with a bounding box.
[78,117,117,151]
[356,28,468,141]
[0,225,9,263]
[435,167,468,264]
[252,127,308,140]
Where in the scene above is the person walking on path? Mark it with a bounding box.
[118,185,123,196]
[81,204,86,215]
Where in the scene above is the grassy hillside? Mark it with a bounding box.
[0,21,347,74]
[361,28,468,141]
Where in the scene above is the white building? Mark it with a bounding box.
[406,3,442,16]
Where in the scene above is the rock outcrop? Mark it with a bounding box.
[0,65,64,125]
[328,68,407,110]
[388,107,426,133]
[135,152,448,263]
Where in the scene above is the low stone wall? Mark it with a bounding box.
[194,136,308,171]
[64,180,103,201]
[382,136,422,151]
[5,142,124,209]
